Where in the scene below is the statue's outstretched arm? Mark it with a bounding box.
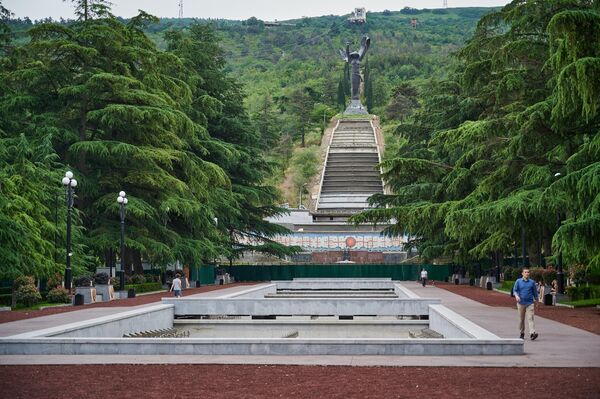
[358,36,370,60]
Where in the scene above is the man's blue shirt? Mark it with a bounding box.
[513,278,538,305]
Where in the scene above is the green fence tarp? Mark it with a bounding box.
[225,264,452,282]
[190,265,216,285]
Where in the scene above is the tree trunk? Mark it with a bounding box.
[132,248,144,274]
[11,285,16,309]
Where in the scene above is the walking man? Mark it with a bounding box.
[420,268,428,287]
[513,267,539,340]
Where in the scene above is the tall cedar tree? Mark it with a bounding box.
[352,0,600,277]
[165,24,298,263]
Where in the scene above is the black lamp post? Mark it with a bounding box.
[553,172,565,294]
[117,191,128,291]
[556,212,565,294]
[61,171,77,292]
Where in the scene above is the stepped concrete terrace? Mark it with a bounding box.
[313,118,385,222]
[0,279,523,356]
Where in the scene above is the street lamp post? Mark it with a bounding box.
[553,172,565,294]
[61,171,77,292]
[556,212,565,294]
[299,183,308,209]
[117,191,128,292]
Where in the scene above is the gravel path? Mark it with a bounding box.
[1,365,598,399]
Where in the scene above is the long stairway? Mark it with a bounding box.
[314,119,384,221]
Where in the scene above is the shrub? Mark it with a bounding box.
[15,283,42,307]
[74,276,93,287]
[47,287,71,303]
[566,285,600,301]
[501,280,516,292]
[503,268,519,281]
[543,267,557,284]
[528,267,545,283]
[130,274,146,285]
[94,272,110,285]
[13,275,35,291]
[569,263,589,285]
[47,273,63,289]
[124,282,162,293]
[0,294,11,306]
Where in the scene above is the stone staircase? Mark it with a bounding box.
[314,119,384,221]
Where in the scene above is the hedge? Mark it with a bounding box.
[124,282,163,294]
[560,298,600,308]
[566,285,600,301]
[0,294,11,306]
[500,280,515,292]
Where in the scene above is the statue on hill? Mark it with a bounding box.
[339,36,370,100]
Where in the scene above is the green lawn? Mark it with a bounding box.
[559,298,600,308]
[12,302,70,311]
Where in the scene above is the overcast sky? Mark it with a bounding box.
[4,0,511,21]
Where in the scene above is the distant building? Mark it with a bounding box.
[264,20,296,27]
[410,18,418,28]
[348,7,367,24]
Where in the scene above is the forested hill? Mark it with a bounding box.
[6,7,494,201]
[3,0,598,284]
[143,7,493,114]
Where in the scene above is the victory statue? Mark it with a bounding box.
[339,35,370,114]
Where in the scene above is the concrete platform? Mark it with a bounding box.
[0,283,598,366]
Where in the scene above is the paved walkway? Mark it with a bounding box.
[1,282,598,367]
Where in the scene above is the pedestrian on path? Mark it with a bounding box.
[170,273,183,298]
[420,269,428,287]
[537,278,545,303]
[551,279,558,305]
[513,267,539,340]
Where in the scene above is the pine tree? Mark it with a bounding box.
[337,79,346,110]
[353,0,600,275]
[364,58,374,113]
[165,23,298,262]
[343,62,351,97]
[0,1,11,53]
[3,12,230,272]
[64,0,112,21]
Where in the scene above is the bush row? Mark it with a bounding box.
[0,293,11,306]
[566,285,600,301]
[124,282,163,294]
[501,280,515,292]
[504,267,558,283]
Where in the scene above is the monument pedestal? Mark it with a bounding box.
[344,99,369,115]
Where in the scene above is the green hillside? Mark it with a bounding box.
[146,8,492,113]
[141,7,495,202]
[3,0,597,283]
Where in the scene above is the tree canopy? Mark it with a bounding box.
[0,1,295,280]
[352,0,600,276]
